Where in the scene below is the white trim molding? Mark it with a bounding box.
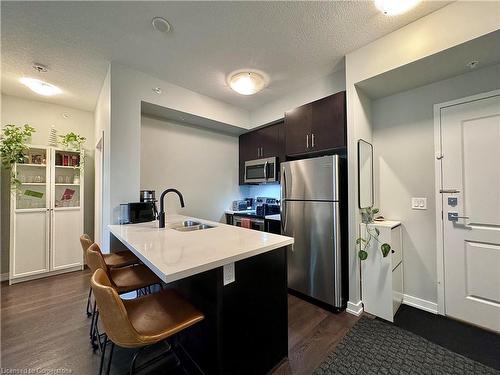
[346,300,364,316]
[402,294,438,314]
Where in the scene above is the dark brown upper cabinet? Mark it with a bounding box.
[239,122,284,184]
[284,91,346,156]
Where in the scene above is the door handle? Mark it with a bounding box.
[440,189,460,194]
[448,212,469,222]
[306,134,309,149]
[311,133,315,148]
[281,169,287,233]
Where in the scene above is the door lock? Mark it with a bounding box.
[448,197,458,206]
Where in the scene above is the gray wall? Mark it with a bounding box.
[1,95,95,275]
[372,63,500,304]
[140,116,242,223]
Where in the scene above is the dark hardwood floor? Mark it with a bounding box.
[1,269,360,374]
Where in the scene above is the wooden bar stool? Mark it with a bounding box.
[86,243,161,350]
[80,234,141,317]
[91,268,204,375]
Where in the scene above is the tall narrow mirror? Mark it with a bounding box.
[358,139,373,209]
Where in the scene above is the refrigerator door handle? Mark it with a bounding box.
[281,169,287,233]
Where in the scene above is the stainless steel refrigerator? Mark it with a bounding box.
[281,155,347,310]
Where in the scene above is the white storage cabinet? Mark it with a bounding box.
[9,145,84,284]
[361,221,403,322]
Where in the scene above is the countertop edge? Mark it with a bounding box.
[108,223,293,284]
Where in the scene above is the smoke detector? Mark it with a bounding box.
[466,60,479,69]
[32,63,49,73]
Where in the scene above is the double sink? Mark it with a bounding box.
[171,220,216,232]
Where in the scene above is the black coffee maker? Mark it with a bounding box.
[140,190,158,219]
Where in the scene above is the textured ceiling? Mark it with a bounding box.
[1,1,451,112]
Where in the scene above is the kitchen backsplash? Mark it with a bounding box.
[239,184,280,200]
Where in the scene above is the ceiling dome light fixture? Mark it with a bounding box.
[374,0,421,15]
[152,17,171,33]
[227,70,268,96]
[20,77,62,96]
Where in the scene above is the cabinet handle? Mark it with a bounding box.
[311,134,315,148]
[261,147,263,157]
[257,147,260,157]
[306,134,309,149]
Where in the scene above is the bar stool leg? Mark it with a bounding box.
[86,287,93,317]
[106,342,115,375]
[90,302,97,339]
[99,335,108,375]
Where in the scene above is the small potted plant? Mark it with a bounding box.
[357,207,391,260]
[0,124,36,188]
[59,132,86,173]
[59,132,86,151]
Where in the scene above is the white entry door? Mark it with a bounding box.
[439,92,500,332]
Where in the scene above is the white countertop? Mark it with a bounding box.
[225,209,255,214]
[109,215,294,284]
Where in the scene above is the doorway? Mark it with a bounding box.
[94,132,104,246]
[434,90,500,333]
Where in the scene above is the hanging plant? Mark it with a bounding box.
[356,207,391,260]
[58,132,86,151]
[0,124,36,187]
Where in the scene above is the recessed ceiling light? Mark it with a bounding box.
[227,70,268,96]
[466,60,479,69]
[20,77,62,96]
[374,0,421,15]
[152,17,171,33]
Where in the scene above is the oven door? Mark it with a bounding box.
[244,157,277,183]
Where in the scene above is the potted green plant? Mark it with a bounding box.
[0,124,36,187]
[59,132,86,151]
[59,132,86,173]
[356,207,391,260]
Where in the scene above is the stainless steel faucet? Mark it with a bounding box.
[158,188,185,228]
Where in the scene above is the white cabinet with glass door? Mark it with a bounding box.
[9,145,84,284]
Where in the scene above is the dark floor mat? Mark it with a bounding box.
[394,304,500,371]
[314,317,499,375]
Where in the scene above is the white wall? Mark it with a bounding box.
[372,63,500,305]
[344,0,500,311]
[100,63,252,250]
[1,94,95,273]
[94,66,110,250]
[141,116,242,223]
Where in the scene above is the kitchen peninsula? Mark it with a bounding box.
[109,215,294,375]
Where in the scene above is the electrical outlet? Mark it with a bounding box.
[223,263,235,285]
[411,197,427,210]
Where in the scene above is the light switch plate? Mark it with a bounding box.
[411,197,427,210]
[223,263,235,285]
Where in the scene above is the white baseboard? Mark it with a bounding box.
[346,300,364,316]
[1,273,8,282]
[402,294,438,314]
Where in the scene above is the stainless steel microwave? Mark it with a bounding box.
[244,157,277,183]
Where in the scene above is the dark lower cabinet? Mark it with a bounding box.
[284,91,346,156]
[265,218,281,234]
[172,248,288,375]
